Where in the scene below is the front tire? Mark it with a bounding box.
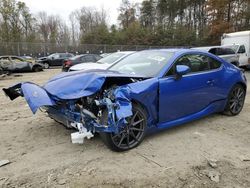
[100,104,147,152]
[44,62,49,69]
[223,84,246,116]
[32,66,42,72]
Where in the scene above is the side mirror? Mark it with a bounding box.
[51,57,55,60]
[176,65,190,78]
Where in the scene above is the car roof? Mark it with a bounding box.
[139,48,196,53]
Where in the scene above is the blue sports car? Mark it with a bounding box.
[3,49,247,151]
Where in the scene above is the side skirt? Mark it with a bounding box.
[156,99,227,131]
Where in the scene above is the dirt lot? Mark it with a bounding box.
[0,69,250,188]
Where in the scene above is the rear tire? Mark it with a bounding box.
[223,84,246,116]
[100,104,147,152]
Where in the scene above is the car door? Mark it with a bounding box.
[56,54,66,66]
[237,45,248,66]
[158,53,224,123]
[10,57,30,71]
[50,54,61,66]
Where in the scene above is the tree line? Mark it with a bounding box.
[0,0,249,47]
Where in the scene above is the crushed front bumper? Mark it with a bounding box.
[3,82,130,134]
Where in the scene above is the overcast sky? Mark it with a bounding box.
[21,0,143,25]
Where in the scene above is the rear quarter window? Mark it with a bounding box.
[209,57,222,69]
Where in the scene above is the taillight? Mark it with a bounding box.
[64,61,72,66]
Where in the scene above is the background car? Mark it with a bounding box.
[3,49,247,151]
[62,54,102,71]
[21,56,35,62]
[192,46,240,67]
[0,56,43,73]
[38,53,74,68]
[69,51,135,71]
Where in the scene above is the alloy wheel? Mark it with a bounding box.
[110,109,146,150]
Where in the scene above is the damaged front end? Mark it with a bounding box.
[3,70,159,147]
[3,71,154,145]
[43,85,132,134]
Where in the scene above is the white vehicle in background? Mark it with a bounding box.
[192,46,240,67]
[221,31,250,67]
[69,51,135,71]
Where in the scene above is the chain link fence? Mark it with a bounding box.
[0,42,187,57]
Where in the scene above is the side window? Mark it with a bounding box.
[81,56,87,62]
[166,54,221,76]
[95,55,102,61]
[59,54,66,58]
[238,45,246,53]
[209,48,216,55]
[53,54,60,59]
[84,55,95,62]
[215,48,224,55]
[179,54,210,72]
[223,48,235,55]
[0,57,10,61]
[209,57,221,69]
[11,57,23,62]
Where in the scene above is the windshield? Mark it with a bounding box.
[225,45,239,52]
[48,54,59,59]
[98,52,126,64]
[109,51,174,77]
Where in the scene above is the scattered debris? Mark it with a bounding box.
[207,171,220,183]
[194,131,206,137]
[0,160,10,167]
[239,155,250,162]
[208,159,218,168]
[201,154,218,168]
[57,179,66,185]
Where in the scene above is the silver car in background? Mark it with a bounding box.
[69,51,135,71]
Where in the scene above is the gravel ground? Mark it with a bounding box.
[0,69,250,188]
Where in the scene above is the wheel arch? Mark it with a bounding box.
[236,81,247,92]
[130,99,154,126]
[131,99,148,114]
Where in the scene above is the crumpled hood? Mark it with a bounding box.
[69,62,110,71]
[44,69,144,100]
